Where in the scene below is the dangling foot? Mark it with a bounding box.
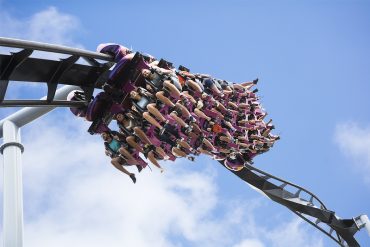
[136,165,143,173]
[163,155,170,160]
[253,78,259,84]
[189,115,196,123]
[187,156,195,162]
[129,173,136,184]
[159,127,166,136]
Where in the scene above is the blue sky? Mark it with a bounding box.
[0,0,370,246]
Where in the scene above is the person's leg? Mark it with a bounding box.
[110,157,136,183]
[203,138,216,151]
[198,148,213,156]
[133,127,152,145]
[126,136,143,152]
[219,147,231,154]
[265,119,273,126]
[194,108,211,121]
[143,112,163,129]
[111,157,131,175]
[148,151,164,172]
[187,79,203,93]
[119,147,139,165]
[177,139,192,150]
[237,103,249,108]
[237,136,249,142]
[155,91,175,107]
[155,146,169,159]
[219,135,232,143]
[190,123,201,133]
[238,142,252,148]
[182,91,197,103]
[147,103,167,122]
[175,102,191,118]
[170,112,188,128]
[172,147,187,157]
[164,80,181,98]
[215,100,227,112]
[211,108,224,119]
[223,120,234,130]
[232,83,247,91]
[228,101,238,109]
[211,84,222,96]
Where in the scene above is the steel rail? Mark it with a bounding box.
[0,100,87,108]
[0,37,113,62]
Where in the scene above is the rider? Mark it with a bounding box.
[101,131,137,183]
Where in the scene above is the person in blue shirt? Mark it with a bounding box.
[101,131,137,183]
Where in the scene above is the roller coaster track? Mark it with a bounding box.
[219,160,369,247]
[1,37,369,246]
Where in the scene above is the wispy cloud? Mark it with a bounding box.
[233,239,265,247]
[0,6,81,46]
[0,111,324,246]
[334,122,370,184]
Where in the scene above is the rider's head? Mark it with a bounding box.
[141,69,152,78]
[130,90,141,101]
[101,131,113,142]
[114,112,125,122]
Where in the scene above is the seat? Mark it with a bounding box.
[132,95,150,114]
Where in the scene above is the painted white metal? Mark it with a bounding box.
[2,120,23,247]
[360,215,370,236]
[0,85,81,247]
[0,85,81,138]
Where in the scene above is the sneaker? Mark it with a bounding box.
[129,174,136,184]
[252,89,258,94]
[136,165,143,173]
[189,116,197,123]
[188,156,195,162]
[253,78,259,84]
[163,155,170,160]
[159,127,166,136]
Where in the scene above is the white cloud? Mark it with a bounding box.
[265,219,324,247]
[0,6,81,46]
[334,122,370,183]
[233,239,265,247]
[0,111,325,247]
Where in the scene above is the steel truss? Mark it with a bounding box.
[219,161,369,246]
[0,37,113,107]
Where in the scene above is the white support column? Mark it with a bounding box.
[360,215,370,236]
[1,120,24,247]
[0,85,80,247]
